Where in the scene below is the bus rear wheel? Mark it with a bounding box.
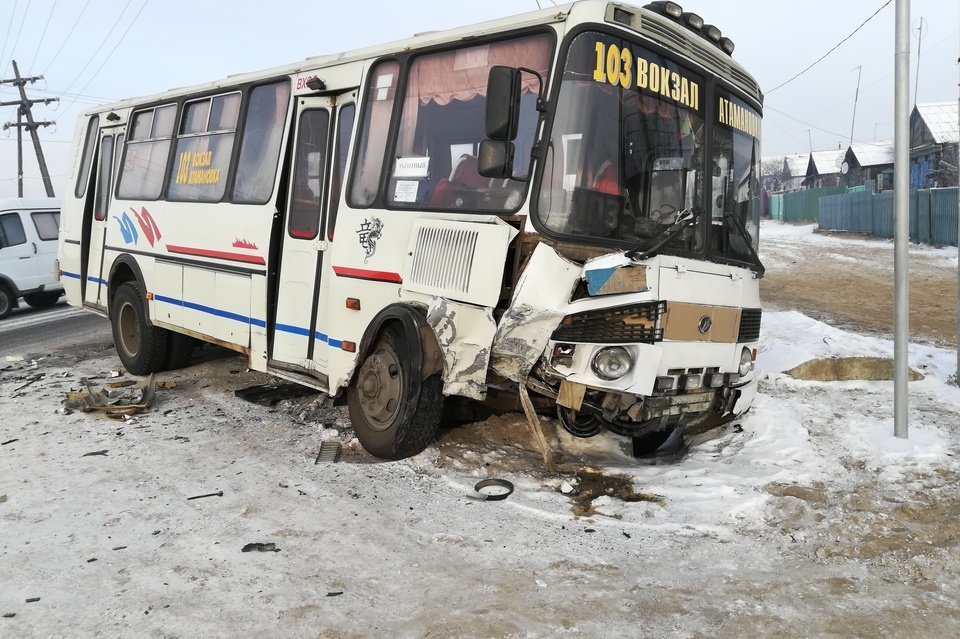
[347,323,442,460]
[111,281,168,375]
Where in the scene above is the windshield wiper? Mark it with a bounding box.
[624,208,700,262]
[722,210,766,276]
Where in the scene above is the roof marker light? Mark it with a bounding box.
[683,12,703,29]
[704,24,722,42]
[663,2,683,18]
[720,37,735,55]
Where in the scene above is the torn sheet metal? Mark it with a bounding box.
[426,297,497,401]
[582,251,650,296]
[490,243,582,383]
[64,374,157,417]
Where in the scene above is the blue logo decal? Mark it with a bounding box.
[114,211,139,245]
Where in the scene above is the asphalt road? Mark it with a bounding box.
[0,301,112,357]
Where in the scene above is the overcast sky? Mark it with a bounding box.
[0,0,957,198]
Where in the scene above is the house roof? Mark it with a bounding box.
[809,149,845,175]
[784,153,808,177]
[914,102,959,144]
[848,142,894,167]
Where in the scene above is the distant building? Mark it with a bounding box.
[802,149,845,188]
[782,154,808,191]
[910,102,959,189]
[842,142,894,190]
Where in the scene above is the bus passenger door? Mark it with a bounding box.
[270,97,333,371]
[83,127,123,309]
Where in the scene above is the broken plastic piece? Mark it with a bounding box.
[241,542,280,553]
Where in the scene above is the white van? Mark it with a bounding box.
[0,198,63,319]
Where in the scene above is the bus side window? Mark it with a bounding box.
[117,104,176,200]
[167,92,241,202]
[327,103,355,240]
[233,81,292,204]
[348,60,400,208]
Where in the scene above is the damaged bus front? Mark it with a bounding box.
[485,4,764,452]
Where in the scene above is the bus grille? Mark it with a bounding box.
[408,226,479,295]
[552,301,665,344]
[737,308,762,342]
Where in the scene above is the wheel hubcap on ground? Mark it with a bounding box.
[356,345,403,431]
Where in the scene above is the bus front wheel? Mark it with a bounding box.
[111,281,168,376]
[347,323,442,460]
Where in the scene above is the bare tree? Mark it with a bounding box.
[761,158,788,193]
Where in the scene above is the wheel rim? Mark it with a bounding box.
[0,291,9,316]
[116,299,141,359]
[356,342,403,431]
[557,406,604,438]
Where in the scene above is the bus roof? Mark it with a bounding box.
[79,1,761,116]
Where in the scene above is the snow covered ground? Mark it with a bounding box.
[2,221,960,638]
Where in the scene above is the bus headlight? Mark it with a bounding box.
[738,346,754,377]
[592,346,633,381]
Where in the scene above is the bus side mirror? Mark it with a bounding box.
[478,139,515,179]
[485,66,521,141]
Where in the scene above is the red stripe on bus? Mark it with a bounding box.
[332,266,403,284]
[166,244,266,265]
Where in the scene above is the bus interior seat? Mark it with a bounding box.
[429,154,485,207]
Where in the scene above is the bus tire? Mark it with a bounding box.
[111,281,168,376]
[163,331,197,371]
[347,323,443,460]
[0,284,13,319]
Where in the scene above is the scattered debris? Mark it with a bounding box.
[560,481,574,495]
[314,441,341,464]
[186,491,223,501]
[2,612,15,618]
[566,468,664,518]
[13,375,44,394]
[87,558,97,563]
[241,542,280,553]
[25,597,40,603]
[584,528,596,533]
[326,591,344,597]
[171,436,190,443]
[5,355,24,363]
[155,380,177,389]
[108,380,137,389]
[1,439,18,446]
[81,450,108,457]
[622,532,631,539]
[64,374,157,417]
[112,546,127,551]
[235,383,316,407]
[0,495,6,504]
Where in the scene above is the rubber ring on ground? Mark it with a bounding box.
[473,478,514,501]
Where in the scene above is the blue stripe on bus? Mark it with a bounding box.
[60,271,106,286]
[276,322,311,336]
[314,331,342,348]
[61,271,82,280]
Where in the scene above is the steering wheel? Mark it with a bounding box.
[650,203,678,224]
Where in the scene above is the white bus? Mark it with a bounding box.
[58,1,764,459]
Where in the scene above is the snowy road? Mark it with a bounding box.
[1,221,960,638]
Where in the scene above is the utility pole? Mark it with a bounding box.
[894,0,910,438]
[0,60,58,197]
[912,17,925,107]
[850,65,863,147]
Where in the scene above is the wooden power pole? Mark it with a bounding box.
[1,60,57,197]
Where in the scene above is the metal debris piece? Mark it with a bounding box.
[1,439,18,446]
[2,612,15,618]
[112,546,127,551]
[82,450,108,457]
[314,441,341,464]
[186,491,223,501]
[13,375,43,393]
[25,597,40,603]
[235,383,316,407]
[241,542,280,553]
[326,591,344,597]
[64,374,156,417]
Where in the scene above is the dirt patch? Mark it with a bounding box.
[760,227,957,346]
[565,467,664,517]
[785,356,924,381]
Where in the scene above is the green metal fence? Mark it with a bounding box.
[818,187,958,247]
[768,185,847,222]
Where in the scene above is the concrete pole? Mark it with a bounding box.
[894,0,910,438]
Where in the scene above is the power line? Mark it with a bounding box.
[28,0,58,74]
[764,105,868,147]
[766,0,893,94]
[57,0,133,100]
[0,1,20,73]
[40,0,91,76]
[8,0,34,70]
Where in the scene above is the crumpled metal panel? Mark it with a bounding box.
[426,297,496,401]
[490,243,581,382]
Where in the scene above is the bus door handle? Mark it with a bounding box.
[313,240,329,252]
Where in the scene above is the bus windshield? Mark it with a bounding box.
[536,31,706,256]
[535,31,759,264]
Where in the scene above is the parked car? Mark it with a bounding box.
[0,198,63,319]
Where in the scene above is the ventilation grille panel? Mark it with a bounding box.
[409,226,478,295]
